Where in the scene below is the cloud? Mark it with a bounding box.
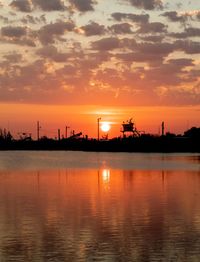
[127,0,163,10]
[111,12,149,24]
[166,58,194,67]
[80,22,106,36]
[91,37,120,51]
[0,15,9,24]
[1,26,27,38]
[69,0,96,12]
[116,51,165,64]
[175,40,200,54]
[10,0,32,12]
[0,25,36,46]
[0,37,36,47]
[162,11,187,23]
[137,42,173,55]
[197,11,200,20]
[109,23,132,34]
[37,45,69,62]
[32,0,65,11]
[38,21,75,45]
[116,42,174,65]
[179,10,200,21]
[137,22,167,34]
[139,35,164,42]
[185,27,200,37]
[3,52,23,63]
[20,14,46,24]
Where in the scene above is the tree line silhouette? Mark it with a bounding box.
[0,127,199,152]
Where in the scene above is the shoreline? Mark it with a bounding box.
[0,136,199,153]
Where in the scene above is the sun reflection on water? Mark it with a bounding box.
[102,169,110,183]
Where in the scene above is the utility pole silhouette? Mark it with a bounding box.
[97,117,101,141]
[65,126,70,139]
[58,129,61,141]
[37,121,41,141]
[161,121,165,136]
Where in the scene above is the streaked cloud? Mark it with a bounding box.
[111,12,149,24]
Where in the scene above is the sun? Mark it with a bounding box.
[101,122,111,132]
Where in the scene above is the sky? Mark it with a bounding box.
[0,0,200,138]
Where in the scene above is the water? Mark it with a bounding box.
[0,152,200,261]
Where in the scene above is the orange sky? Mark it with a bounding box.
[0,103,199,139]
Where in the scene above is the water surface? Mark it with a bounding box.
[0,152,200,261]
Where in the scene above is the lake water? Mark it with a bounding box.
[0,151,200,261]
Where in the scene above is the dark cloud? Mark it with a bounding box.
[162,11,187,23]
[32,0,65,11]
[185,27,200,37]
[75,51,111,70]
[80,22,106,36]
[0,15,9,24]
[128,0,163,10]
[138,42,173,55]
[111,12,149,24]
[91,37,120,51]
[1,26,27,38]
[56,64,78,75]
[69,0,96,12]
[93,68,125,90]
[169,27,200,39]
[0,37,36,47]
[175,40,200,54]
[37,45,69,62]
[21,14,46,24]
[116,42,174,65]
[120,38,137,49]
[170,27,200,39]
[120,58,197,97]
[138,22,167,34]
[3,52,23,63]
[38,21,75,45]
[169,32,187,39]
[166,58,194,67]
[10,0,32,12]
[116,49,167,66]
[140,35,164,42]
[0,25,36,46]
[197,11,200,20]
[177,10,200,22]
[109,23,132,34]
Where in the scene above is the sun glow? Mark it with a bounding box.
[101,122,111,132]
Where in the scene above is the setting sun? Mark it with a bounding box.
[101,122,111,132]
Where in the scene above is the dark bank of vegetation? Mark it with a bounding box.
[0,127,200,152]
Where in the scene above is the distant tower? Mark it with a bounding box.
[161,121,165,136]
[121,118,140,138]
[58,129,61,141]
[97,117,101,141]
[37,121,41,141]
[65,126,70,139]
